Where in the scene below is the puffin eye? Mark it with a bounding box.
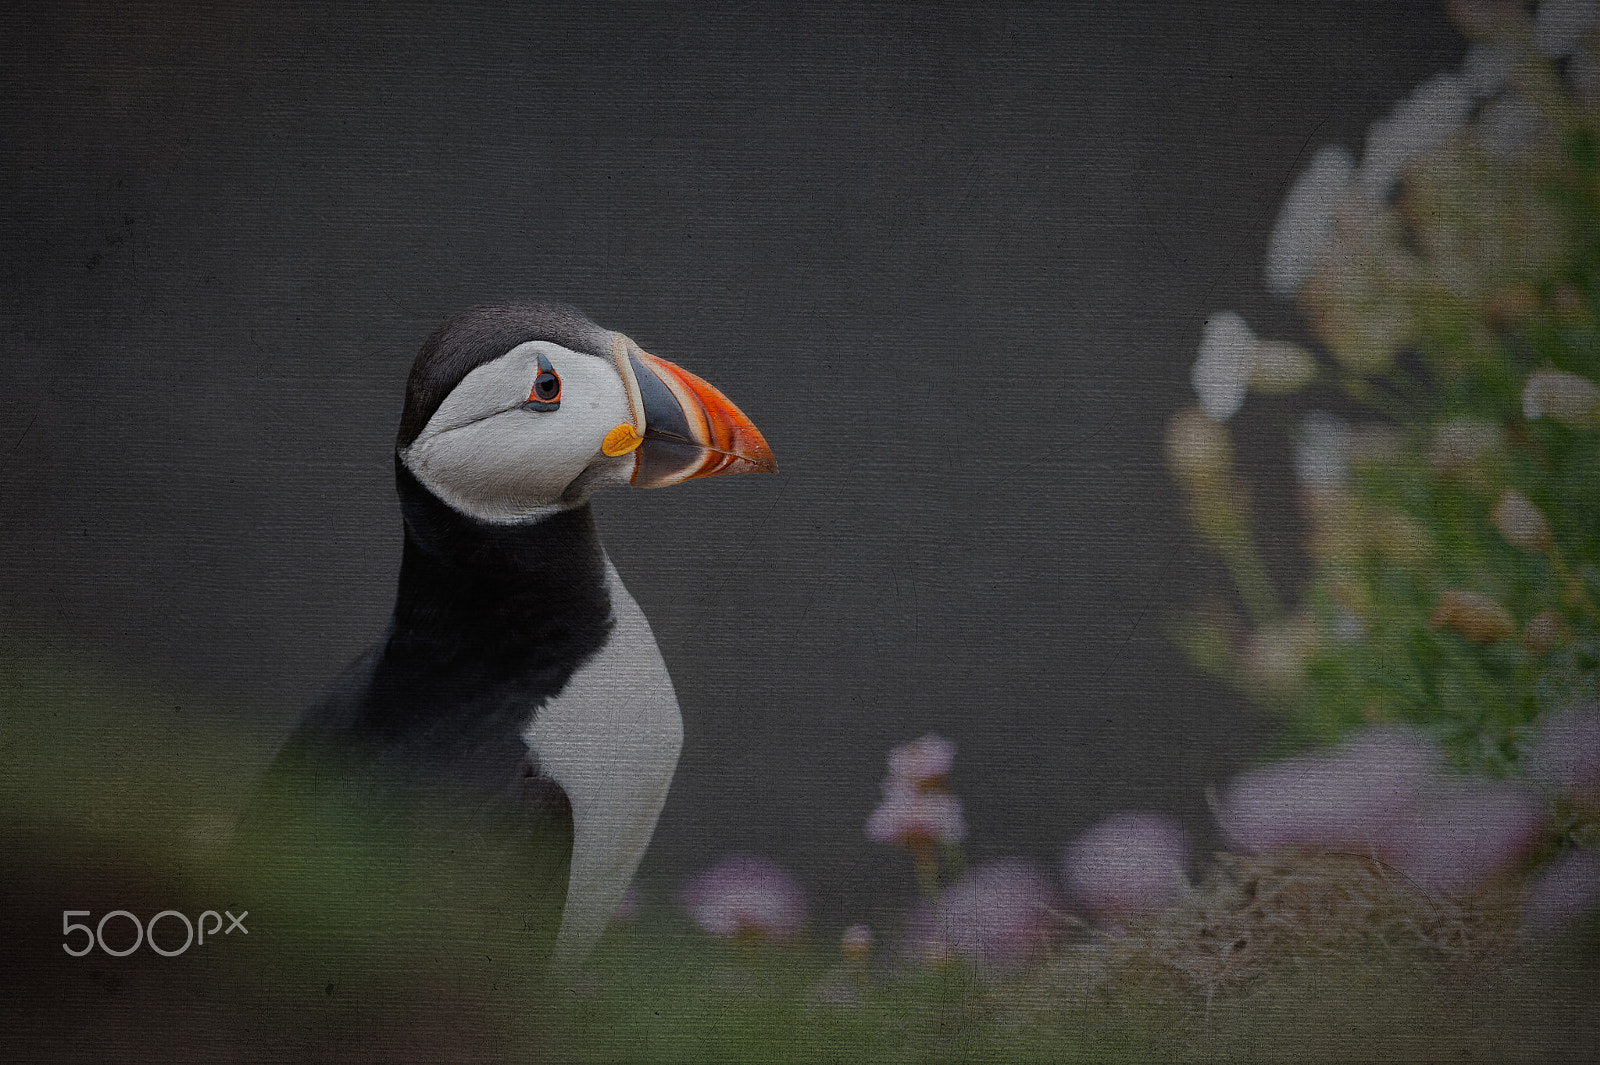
[531,370,561,402]
[522,353,562,412]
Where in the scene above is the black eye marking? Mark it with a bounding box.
[522,352,562,412]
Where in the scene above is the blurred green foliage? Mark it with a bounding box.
[5,623,1598,1060]
[1170,8,1600,780]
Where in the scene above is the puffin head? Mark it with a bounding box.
[396,302,776,524]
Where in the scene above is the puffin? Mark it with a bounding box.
[234,301,775,990]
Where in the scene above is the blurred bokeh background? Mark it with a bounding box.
[1,0,1466,939]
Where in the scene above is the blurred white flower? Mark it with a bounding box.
[1522,849,1600,935]
[1265,145,1356,298]
[1461,42,1514,97]
[1062,811,1190,920]
[1192,311,1255,420]
[1330,607,1365,643]
[1535,0,1599,58]
[1523,368,1600,428]
[679,853,808,941]
[1294,411,1353,489]
[1359,72,1472,200]
[1314,284,1414,373]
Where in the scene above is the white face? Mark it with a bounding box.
[399,341,636,523]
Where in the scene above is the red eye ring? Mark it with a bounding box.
[529,369,561,404]
[522,352,562,410]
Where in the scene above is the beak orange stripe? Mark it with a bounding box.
[634,350,777,479]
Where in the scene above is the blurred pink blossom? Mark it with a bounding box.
[886,734,957,786]
[1522,849,1600,936]
[868,735,967,851]
[865,782,967,847]
[679,853,807,941]
[1062,811,1191,920]
[1388,780,1548,895]
[1218,727,1441,855]
[905,859,1060,975]
[1220,727,1550,894]
[1524,703,1600,803]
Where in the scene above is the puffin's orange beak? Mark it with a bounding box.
[626,349,777,488]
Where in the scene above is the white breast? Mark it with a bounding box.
[523,558,683,974]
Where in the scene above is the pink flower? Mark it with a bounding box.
[905,859,1060,975]
[1524,703,1600,803]
[865,782,967,847]
[886,734,957,787]
[1218,727,1441,856]
[867,734,967,849]
[1522,849,1600,936]
[1388,780,1547,895]
[1062,812,1191,920]
[679,854,808,941]
[1220,726,1549,896]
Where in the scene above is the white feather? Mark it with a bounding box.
[524,560,683,974]
[400,341,635,523]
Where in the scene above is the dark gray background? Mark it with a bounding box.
[1,1,1463,924]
